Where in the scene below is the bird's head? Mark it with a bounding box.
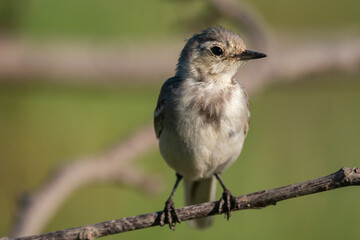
[176,26,266,82]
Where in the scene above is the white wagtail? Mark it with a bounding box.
[154,26,266,230]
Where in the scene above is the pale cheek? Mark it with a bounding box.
[209,62,228,74]
[223,64,241,77]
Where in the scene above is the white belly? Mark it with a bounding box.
[159,80,249,181]
[160,124,246,180]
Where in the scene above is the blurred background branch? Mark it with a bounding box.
[210,0,272,49]
[10,125,160,238]
[0,37,359,93]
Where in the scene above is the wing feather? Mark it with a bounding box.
[154,77,182,139]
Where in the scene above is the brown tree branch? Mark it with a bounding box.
[4,167,359,240]
[10,124,160,238]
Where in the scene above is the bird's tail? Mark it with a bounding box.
[184,176,216,229]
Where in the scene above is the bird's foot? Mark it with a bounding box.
[160,198,181,230]
[218,189,237,220]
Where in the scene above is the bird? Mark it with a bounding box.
[154,26,266,230]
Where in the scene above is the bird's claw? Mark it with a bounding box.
[218,189,237,220]
[160,198,181,230]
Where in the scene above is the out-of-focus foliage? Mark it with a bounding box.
[0,0,359,39]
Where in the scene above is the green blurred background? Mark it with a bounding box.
[1,0,360,239]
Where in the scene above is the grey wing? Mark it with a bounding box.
[154,77,182,139]
[154,86,166,139]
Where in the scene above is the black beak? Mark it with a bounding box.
[238,50,267,60]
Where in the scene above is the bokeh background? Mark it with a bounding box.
[1,0,360,239]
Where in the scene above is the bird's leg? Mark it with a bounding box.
[160,173,183,230]
[214,173,237,220]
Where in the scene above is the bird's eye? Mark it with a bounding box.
[210,46,223,56]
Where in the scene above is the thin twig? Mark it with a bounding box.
[6,167,359,240]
